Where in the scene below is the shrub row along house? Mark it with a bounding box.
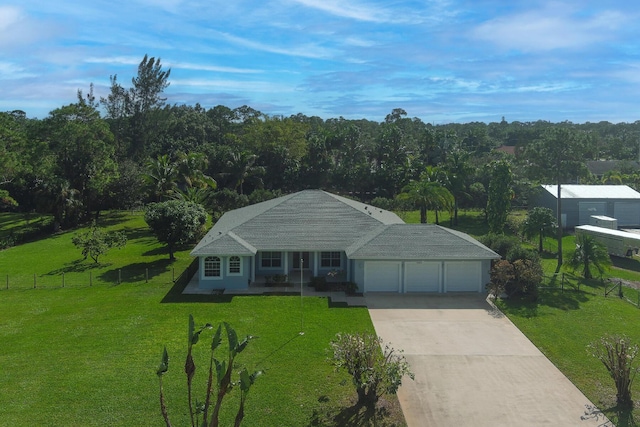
[191,190,499,293]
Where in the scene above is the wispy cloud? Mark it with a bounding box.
[472,6,629,52]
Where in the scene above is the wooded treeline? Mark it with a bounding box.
[2,55,640,230]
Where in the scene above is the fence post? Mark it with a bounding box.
[33,274,36,289]
[118,269,122,285]
[62,272,65,288]
[6,274,8,290]
[89,271,92,287]
[172,267,175,282]
[145,268,148,283]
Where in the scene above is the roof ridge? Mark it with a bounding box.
[227,231,257,253]
[345,224,388,257]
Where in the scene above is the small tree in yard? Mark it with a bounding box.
[567,234,611,279]
[329,333,414,407]
[144,200,207,260]
[588,335,640,408]
[156,315,261,427]
[71,221,127,263]
[522,207,557,253]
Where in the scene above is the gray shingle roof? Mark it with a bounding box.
[191,189,404,255]
[346,224,500,260]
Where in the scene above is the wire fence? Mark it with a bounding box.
[0,258,199,291]
[538,272,640,309]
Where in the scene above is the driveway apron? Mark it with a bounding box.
[365,293,606,427]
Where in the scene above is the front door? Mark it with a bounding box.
[293,252,310,269]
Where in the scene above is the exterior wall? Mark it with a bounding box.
[535,190,640,228]
[198,256,251,290]
[481,259,492,290]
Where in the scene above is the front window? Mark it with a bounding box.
[204,256,221,277]
[228,256,241,275]
[261,252,282,268]
[321,251,341,268]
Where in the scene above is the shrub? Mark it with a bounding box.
[310,276,329,291]
[506,245,540,264]
[479,233,519,258]
[588,334,640,408]
[329,333,414,407]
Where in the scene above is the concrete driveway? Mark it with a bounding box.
[365,293,607,427]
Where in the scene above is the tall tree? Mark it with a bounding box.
[443,149,474,225]
[40,93,117,224]
[523,127,586,268]
[129,55,171,159]
[486,160,513,234]
[398,169,454,224]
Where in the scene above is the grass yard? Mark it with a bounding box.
[498,230,640,426]
[0,212,405,426]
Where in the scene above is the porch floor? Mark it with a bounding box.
[183,275,365,307]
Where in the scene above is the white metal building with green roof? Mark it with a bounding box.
[191,189,499,293]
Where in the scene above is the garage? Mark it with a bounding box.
[405,261,441,292]
[614,202,640,227]
[445,261,481,292]
[364,261,401,292]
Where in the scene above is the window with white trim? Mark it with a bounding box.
[320,251,341,268]
[228,256,241,275]
[204,256,221,277]
[261,252,282,268]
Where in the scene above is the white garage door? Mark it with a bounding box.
[445,261,481,292]
[405,262,441,292]
[364,261,401,292]
[578,202,606,225]
[614,202,640,227]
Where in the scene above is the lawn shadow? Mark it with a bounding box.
[45,259,112,275]
[99,259,175,284]
[585,403,637,427]
[612,256,640,274]
[308,396,404,427]
[94,211,130,228]
[160,277,233,303]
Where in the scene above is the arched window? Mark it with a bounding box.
[204,256,221,277]
[228,256,241,275]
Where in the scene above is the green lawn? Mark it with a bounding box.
[0,212,402,426]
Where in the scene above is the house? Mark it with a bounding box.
[190,190,499,293]
[538,185,640,228]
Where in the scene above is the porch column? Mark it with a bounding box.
[283,251,288,275]
[345,255,350,281]
[250,255,256,282]
[313,252,318,276]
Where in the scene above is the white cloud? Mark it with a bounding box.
[472,7,629,52]
[171,78,294,93]
[217,31,337,59]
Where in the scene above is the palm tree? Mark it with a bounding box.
[224,150,264,195]
[443,149,473,226]
[522,207,557,253]
[175,151,217,190]
[143,154,178,201]
[567,234,611,279]
[398,171,454,224]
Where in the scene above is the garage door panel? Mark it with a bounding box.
[445,262,481,292]
[365,262,400,292]
[405,262,440,292]
[614,202,640,227]
[579,202,606,226]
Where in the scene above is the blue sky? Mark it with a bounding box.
[1,0,639,123]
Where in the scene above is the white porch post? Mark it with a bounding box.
[283,251,289,275]
[313,252,318,276]
[345,254,350,281]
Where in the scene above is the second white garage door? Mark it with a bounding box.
[445,261,481,292]
[405,261,441,292]
[364,261,401,292]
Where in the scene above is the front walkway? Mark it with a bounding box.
[365,293,607,427]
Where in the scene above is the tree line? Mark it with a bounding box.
[2,54,640,231]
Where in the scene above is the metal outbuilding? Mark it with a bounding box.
[538,185,640,228]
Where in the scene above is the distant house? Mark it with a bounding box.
[586,160,640,179]
[537,185,640,228]
[191,190,499,293]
